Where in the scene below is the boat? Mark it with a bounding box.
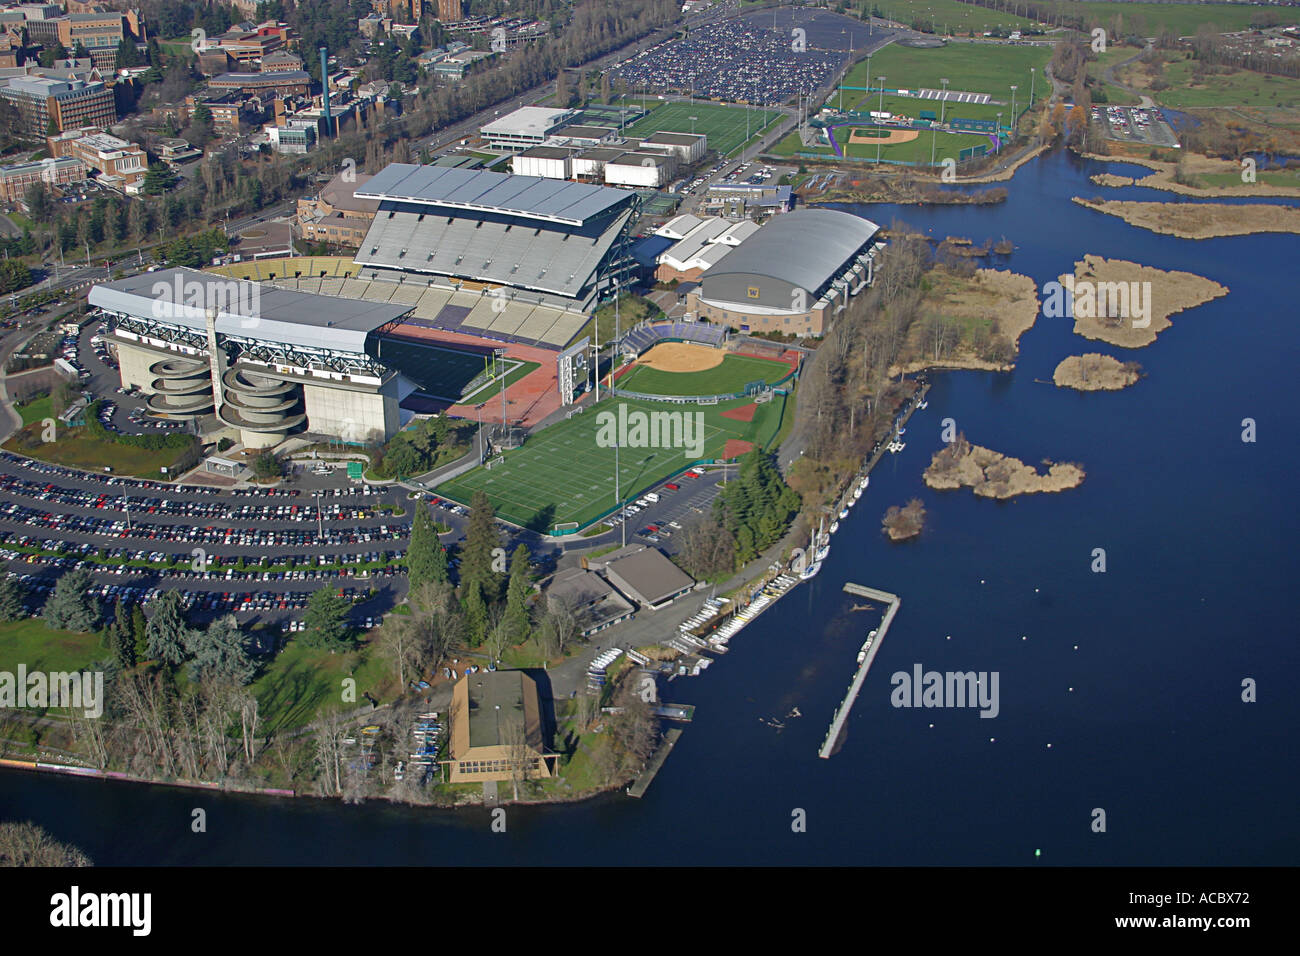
[856,651,866,664]
[830,521,840,534]
[852,487,862,501]
[799,560,822,580]
[918,400,928,410]
[838,508,849,519]
[897,427,905,436]
[859,476,869,490]
[815,544,830,561]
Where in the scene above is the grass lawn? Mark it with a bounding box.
[1059,1,1275,36]
[251,636,393,733]
[14,394,53,426]
[841,42,1050,104]
[437,392,791,531]
[617,353,792,397]
[0,618,106,675]
[1197,168,1300,189]
[3,425,195,478]
[1088,46,1144,106]
[772,127,992,165]
[873,0,1036,32]
[620,100,784,157]
[1144,55,1300,112]
[836,90,1014,126]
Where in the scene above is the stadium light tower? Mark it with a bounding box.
[496,347,508,435]
[1010,85,1018,133]
[940,78,950,125]
[1029,68,1036,108]
[997,111,1003,152]
[876,76,886,164]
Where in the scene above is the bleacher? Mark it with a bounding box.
[622,320,728,355]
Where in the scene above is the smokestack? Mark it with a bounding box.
[319,46,332,138]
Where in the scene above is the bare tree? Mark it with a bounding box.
[0,822,91,866]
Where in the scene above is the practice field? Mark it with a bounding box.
[377,336,535,401]
[772,127,992,164]
[616,349,793,397]
[437,393,790,531]
[840,42,1050,105]
[621,100,784,157]
[872,0,1035,33]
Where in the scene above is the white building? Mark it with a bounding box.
[480,106,578,150]
[511,145,572,180]
[637,131,707,164]
[603,150,677,187]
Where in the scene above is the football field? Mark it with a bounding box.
[437,393,789,532]
[621,100,784,157]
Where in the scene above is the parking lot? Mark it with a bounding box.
[573,466,723,556]
[1092,105,1180,149]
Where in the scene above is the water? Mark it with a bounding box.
[3,150,1297,865]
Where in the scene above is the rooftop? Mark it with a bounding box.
[480,105,577,137]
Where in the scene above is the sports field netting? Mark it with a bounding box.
[437,393,789,531]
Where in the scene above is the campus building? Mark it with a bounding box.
[49,129,147,194]
[652,214,757,283]
[296,170,380,247]
[479,106,578,150]
[0,75,115,136]
[0,154,85,202]
[447,670,554,784]
[87,268,416,448]
[685,208,881,337]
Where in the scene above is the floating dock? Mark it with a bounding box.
[818,582,902,758]
[627,727,684,798]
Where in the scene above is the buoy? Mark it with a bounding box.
[1021,635,1026,640]
[1046,743,1052,748]
[1034,848,1041,858]
[989,737,995,742]
[1069,687,1073,692]
[1034,588,1039,593]
[929,723,934,728]
[1073,645,1078,650]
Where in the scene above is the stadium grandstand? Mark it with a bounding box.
[349,163,640,351]
[621,320,729,357]
[88,268,415,449]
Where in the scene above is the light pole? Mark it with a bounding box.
[1010,85,1018,137]
[876,76,886,164]
[939,77,950,126]
[996,112,1003,152]
[496,347,507,435]
[1029,68,1035,109]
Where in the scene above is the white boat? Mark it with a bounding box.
[856,651,866,664]
[859,476,869,490]
[815,544,830,561]
[897,427,905,436]
[918,401,928,410]
[838,508,849,519]
[830,520,840,534]
[800,560,822,580]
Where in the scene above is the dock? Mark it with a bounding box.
[627,727,683,798]
[818,582,902,758]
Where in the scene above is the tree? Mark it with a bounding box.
[302,587,354,651]
[0,822,91,866]
[252,450,282,481]
[38,42,68,69]
[131,604,149,662]
[407,503,449,590]
[0,577,26,622]
[145,590,191,666]
[42,568,101,633]
[502,544,531,647]
[143,163,178,195]
[459,490,501,612]
[185,615,255,685]
[188,102,214,148]
[110,597,135,668]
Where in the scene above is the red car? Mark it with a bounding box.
[664,483,680,491]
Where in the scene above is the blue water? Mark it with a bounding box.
[3,150,1297,865]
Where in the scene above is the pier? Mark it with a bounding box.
[627,727,684,798]
[818,582,902,758]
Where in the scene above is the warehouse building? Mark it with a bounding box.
[685,208,880,337]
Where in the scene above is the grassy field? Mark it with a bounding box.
[620,100,784,157]
[1087,46,1144,106]
[834,89,1013,126]
[1136,54,1300,112]
[251,636,393,733]
[873,0,1036,32]
[437,393,790,530]
[617,353,791,397]
[1058,1,1277,36]
[0,618,105,675]
[840,42,1051,104]
[771,127,992,165]
[14,395,53,426]
[3,426,194,477]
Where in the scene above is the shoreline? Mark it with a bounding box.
[1072,196,1300,240]
[1076,150,1300,199]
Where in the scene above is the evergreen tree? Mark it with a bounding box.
[143,163,178,195]
[131,604,148,662]
[459,490,501,607]
[42,568,101,632]
[407,503,449,590]
[111,598,135,669]
[185,615,255,685]
[302,587,353,651]
[502,544,531,645]
[145,590,191,666]
[0,577,27,622]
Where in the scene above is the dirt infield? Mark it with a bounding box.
[722,439,755,460]
[388,322,561,428]
[847,126,920,145]
[720,403,757,423]
[634,341,725,373]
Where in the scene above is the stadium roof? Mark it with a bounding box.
[356,163,631,226]
[88,268,411,354]
[703,209,879,295]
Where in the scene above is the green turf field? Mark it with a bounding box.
[834,90,1012,127]
[874,0,1035,33]
[771,127,992,165]
[621,100,784,157]
[840,42,1050,106]
[617,353,791,397]
[437,393,789,531]
[377,338,534,401]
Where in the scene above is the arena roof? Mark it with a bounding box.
[702,209,879,295]
[356,163,631,226]
[88,268,411,355]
